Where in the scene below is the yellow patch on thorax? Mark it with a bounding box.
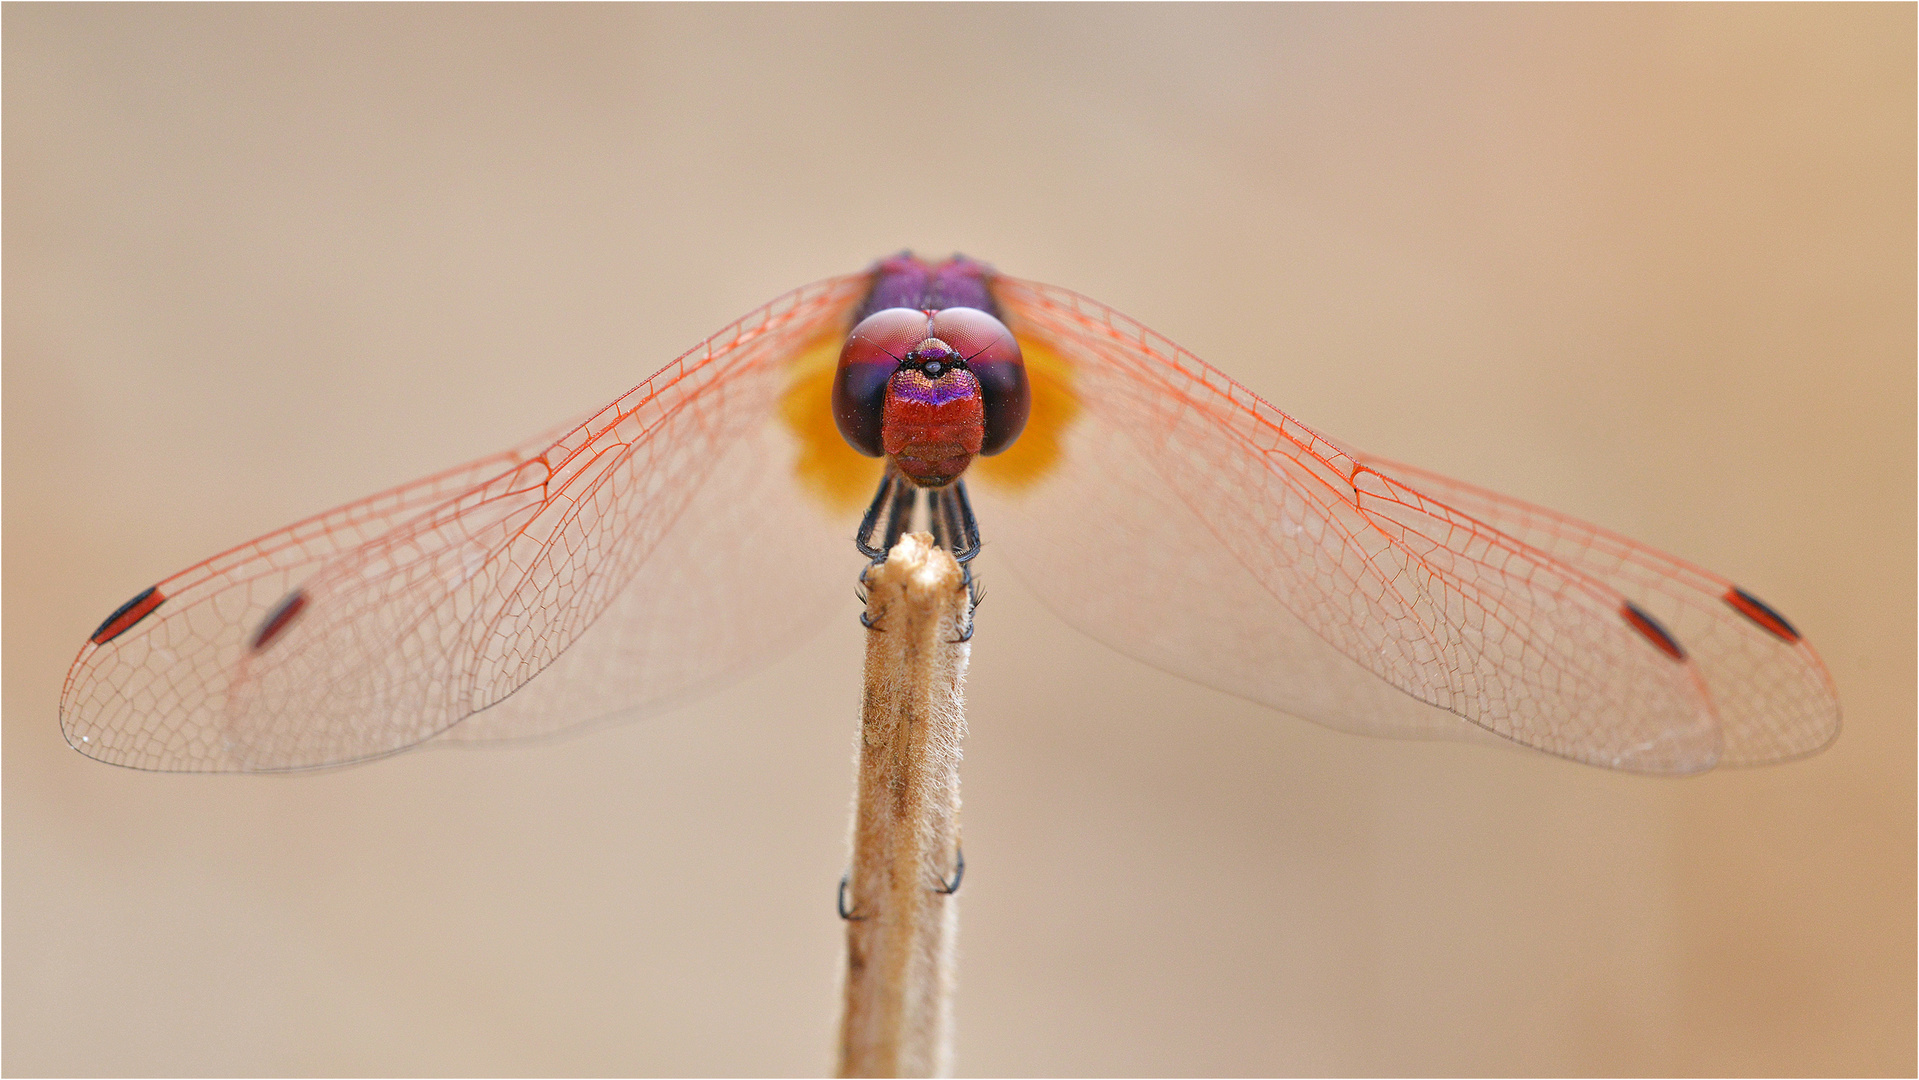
[781,330,885,516]
[970,333,1079,494]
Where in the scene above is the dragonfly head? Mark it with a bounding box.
[833,306,1031,487]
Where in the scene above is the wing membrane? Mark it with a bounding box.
[983,276,1834,773]
[1351,455,1839,764]
[60,274,868,771]
[61,258,1837,776]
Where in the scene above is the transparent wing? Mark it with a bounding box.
[979,277,1836,774]
[60,274,871,771]
[1344,454,1839,765]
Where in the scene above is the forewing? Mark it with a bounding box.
[981,277,1729,773]
[60,274,869,771]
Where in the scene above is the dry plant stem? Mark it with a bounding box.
[837,532,970,1079]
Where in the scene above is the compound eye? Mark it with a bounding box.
[834,308,932,455]
[932,307,1029,455]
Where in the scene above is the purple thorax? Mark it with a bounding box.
[857,253,1000,323]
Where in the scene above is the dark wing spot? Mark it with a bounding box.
[90,585,167,645]
[1621,601,1686,662]
[251,589,308,652]
[1724,586,1802,643]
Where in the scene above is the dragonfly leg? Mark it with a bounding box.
[856,472,912,629]
[854,467,913,563]
[929,481,981,565]
[858,471,980,565]
[946,565,982,644]
[838,846,959,918]
[838,872,866,921]
[928,487,954,554]
[857,563,886,631]
[932,843,965,896]
[925,482,983,642]
[953,480,981,564]
[858,469,915,563]
[949,604,975,644]
[883,486,914,555]
[859,471,985,636]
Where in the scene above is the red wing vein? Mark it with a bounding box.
[997,277,1721,771]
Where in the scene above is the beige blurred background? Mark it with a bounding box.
[5,6,1912,1076]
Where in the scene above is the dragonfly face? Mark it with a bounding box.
[60,252,1841,774]
[832,259,1031,488]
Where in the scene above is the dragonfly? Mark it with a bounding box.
[61,253,1839,775]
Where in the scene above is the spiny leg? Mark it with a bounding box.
[930,482,983,641]
[928,486,955,555]
[928,485,955,557]
[843,476,979,911]
[934,480,981,565]
[932,843,965,895]
[880,474,915,555]
[855,468,920,629]
[854,466,914,563]
[855,471,984,636]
